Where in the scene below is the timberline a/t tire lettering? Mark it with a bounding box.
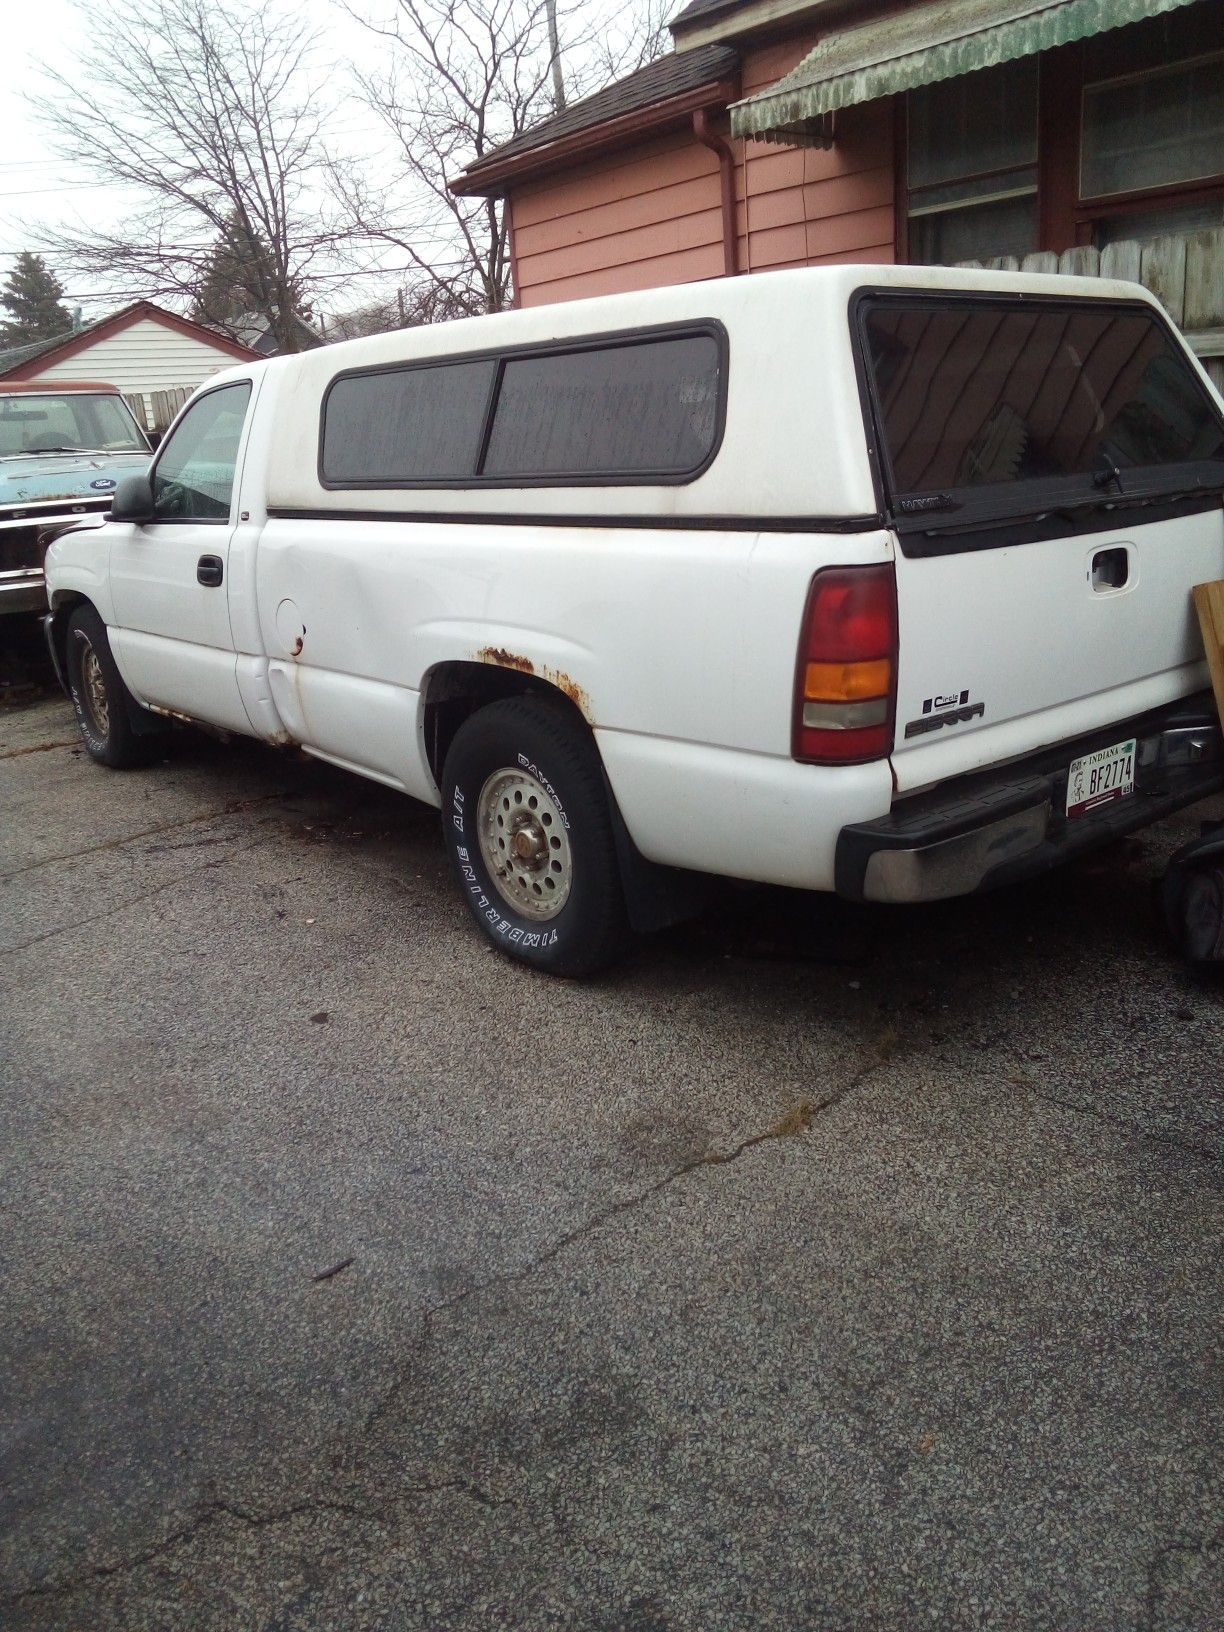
[450,780,559,949]
[439,695,628,976]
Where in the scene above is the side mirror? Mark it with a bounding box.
[110,473,155,524]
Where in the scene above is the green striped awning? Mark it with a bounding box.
[730,0,1203,142]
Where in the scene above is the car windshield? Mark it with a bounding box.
[0,392,148,457]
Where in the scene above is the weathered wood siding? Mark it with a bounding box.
[123,386,192,436]
[510,34,897,307]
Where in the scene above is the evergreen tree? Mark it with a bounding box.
[0,253,72,346]
[191,216,265,333]
[191,214,311,343]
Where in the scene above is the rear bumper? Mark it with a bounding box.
[836,696,1224,903]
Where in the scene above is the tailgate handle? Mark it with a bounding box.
[197,554,224,588]
[1091,546,1129,592]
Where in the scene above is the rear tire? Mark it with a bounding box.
[65,604,158,769]
[441,697,630,977]
[1164,861,1224,962]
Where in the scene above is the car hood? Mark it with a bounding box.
[0,450,149,510]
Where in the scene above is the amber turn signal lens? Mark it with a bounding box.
[803,657,892,703]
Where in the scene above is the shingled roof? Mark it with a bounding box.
[669,0,745,28]
[452,42,739,194]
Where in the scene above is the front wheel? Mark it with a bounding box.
[65,604,158,768]
[441,697,630,977]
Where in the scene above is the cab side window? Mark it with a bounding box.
[152,382,252,521]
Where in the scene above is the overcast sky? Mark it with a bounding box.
[0,0,405,319]
[1,0,661,321]
[0,0,108,306]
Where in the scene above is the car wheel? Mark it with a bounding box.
[65,604,157,768]
[441,696,630,977]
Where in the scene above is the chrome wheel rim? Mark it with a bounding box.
[79,638,109,736]
[478,766,572,920]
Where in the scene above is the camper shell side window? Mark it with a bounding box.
[317,321,728,491]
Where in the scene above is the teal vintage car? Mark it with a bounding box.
[0,382,151,614]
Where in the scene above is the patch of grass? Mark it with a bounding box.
[768,1099,816,1140]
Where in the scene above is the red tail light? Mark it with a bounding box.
[792,564,898,764]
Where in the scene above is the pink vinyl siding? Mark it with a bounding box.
[513,130,727,308]
[735,39,896,274]
[509,31,897,308]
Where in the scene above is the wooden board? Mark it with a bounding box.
[1193,580,1224,731]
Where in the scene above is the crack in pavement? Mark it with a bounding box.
[0,833,280,959]
[0,738,79,760]
[1143,1525,1222,1631]
[1007,1072,1220,1164]
[0,791,295,883]
[3,1482,504,1609]
[363,1031,902,1443]
[3,1035,901,1618]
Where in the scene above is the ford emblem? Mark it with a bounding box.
[89,477,117,491]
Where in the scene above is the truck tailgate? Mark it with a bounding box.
[854,289,1224,793]
[891,500,1224,790]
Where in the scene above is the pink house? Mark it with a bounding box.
[451,0,1224,385]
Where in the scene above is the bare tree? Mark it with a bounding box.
[336,0,558,318]
[580,0,672,89]
[338,0,669,318]
[33,0,338,352]
[326,279,460,338]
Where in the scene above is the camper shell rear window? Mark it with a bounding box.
[856,291,1224,550]
[319,323,726,489]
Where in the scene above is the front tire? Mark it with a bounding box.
[441,697,630,977]
[65,604,157,768]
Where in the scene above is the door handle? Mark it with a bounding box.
[197,554,224,588]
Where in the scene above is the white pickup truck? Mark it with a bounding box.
[43,266,1224,974]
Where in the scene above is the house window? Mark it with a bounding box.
[1081,51,1224,200]
[907,57,1039,266]
[1095,195,1224,249]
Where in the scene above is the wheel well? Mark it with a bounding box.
[424,659,712,935]
[423,660,589,786]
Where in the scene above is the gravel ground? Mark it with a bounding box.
[1,674,1221,1632]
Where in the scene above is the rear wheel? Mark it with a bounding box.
[65,604,158,768]
[1163,860,1224,962]
[441,696,630,977]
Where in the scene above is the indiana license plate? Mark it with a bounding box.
[1066,737,1136,820]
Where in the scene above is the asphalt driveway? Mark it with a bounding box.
[1,679,1221,1631]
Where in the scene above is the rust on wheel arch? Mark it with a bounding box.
[475,648,593,723]
[477,645,534,674]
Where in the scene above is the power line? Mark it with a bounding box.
[0,185,95,199]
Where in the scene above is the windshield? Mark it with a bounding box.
[0,392,149,457]
[861,296,1224,516]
